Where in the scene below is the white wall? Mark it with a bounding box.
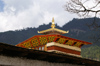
[0,55,84,66]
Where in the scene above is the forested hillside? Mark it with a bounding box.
[81,46,100,61]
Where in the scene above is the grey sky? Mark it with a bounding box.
[0,0,79,32]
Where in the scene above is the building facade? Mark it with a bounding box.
[16,18,91,57]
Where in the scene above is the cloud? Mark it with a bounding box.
[0,0,78,32]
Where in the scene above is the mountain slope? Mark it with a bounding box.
[0,18,100,48]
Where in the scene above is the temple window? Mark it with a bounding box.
[42,46,44,50]
[39,47,41,50]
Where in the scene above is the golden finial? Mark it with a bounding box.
[51,17,55,28]
[52,17,54,22]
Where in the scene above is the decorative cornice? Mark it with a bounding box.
[46,42,81,52]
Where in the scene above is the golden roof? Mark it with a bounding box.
[38,28,69,34]
[38,17,69,34]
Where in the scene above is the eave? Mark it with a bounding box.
[16,35,92,48]
[38,28,69,34]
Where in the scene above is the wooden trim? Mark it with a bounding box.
[46,42,81,52]
[46,37,49,42]
[53,38,59,42]
[47,46,81,55]
[59,35,92,44]
[30,41,33,48]
[17,35,91,44]
[16,34,92,48]
[71,42,77,46]
[63,40,68,44]
[37,37,41,45]
[79,44,84,48]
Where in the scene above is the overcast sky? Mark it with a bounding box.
[0,0,80,32]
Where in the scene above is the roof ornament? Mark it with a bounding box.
[51,17,55,28]
[38,17,69,34]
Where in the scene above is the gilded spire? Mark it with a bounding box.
[51,17,55,28]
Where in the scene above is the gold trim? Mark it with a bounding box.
[38,28,69,34]
[51,17,55,28]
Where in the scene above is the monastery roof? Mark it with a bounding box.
[16,35,91,48]
[0,42,100,66]
[38,17,69,34]
[38,28,69,34]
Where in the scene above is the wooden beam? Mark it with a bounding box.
[37,37,41,45]
[63,40,68,44]
[57,35,92,45]
[30,41,33,48]
[79,44,84,48]
[53,38,60,42]
[46,36,49,42]
[71,42,77,46]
